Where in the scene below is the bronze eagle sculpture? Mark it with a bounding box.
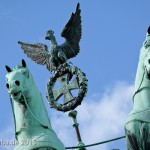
[18,3,82,72]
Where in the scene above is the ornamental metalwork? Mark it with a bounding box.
[18,3,88,112]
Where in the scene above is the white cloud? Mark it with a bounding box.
[50,81,134,150]
[0,120,15,150]
[1,81,134,150]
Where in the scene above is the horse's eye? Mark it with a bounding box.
[6,83,9,89]
[23,71,29,78]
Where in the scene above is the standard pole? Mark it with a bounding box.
[69,110,86,150]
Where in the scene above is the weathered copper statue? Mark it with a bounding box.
[5,60,65,150]
[18,3,88,113]
[125,27,150,149]
[8,3,87,149]
[18,3,81,72]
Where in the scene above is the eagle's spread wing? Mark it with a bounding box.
[60,3,82,59]
[18,41,51,71]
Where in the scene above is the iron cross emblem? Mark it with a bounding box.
[52,73,79,104]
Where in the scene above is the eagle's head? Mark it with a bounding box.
[45,29,54,40]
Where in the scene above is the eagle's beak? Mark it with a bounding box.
[45,36,49,40]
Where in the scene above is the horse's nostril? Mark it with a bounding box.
[6,83,9,89]
[15,80,20,86]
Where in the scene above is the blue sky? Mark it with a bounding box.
[0,0,150,150]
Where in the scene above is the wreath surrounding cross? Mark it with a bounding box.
[46,63,88,112]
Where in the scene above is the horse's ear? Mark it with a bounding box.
[148,26,150,34]
[22,59,27,68]
[5,65,12,72]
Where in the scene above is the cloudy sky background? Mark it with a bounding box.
[0,0,150,150]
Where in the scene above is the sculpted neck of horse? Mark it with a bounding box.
[5,60,65,150]
[125,28,150,150]
[133,32,150,113]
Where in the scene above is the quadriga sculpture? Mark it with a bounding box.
[125,27,150,149]
[5,59,65,150]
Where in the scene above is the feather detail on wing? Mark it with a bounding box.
[60,3,82,59]
[18,41,51,71]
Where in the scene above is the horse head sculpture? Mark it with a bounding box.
[125,27,150,150]
[5,59,65,150]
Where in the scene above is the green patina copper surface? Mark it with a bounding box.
[13,3,88,149]
[46,64,88,112]
[69,110,86,150]
[125,27,150,149]
[18,3,81,72]
[5,60,65,150]
[18,3,88,112]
